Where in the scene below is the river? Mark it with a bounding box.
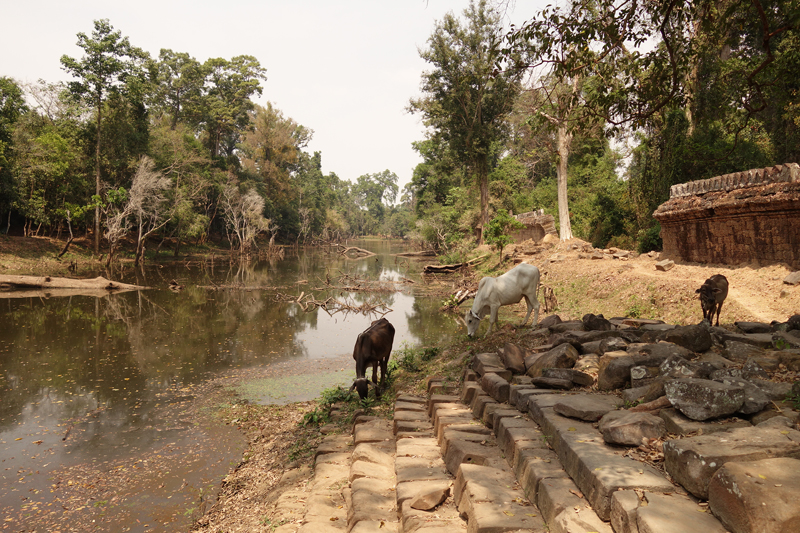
[0,240,461,531]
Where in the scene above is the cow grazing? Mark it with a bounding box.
[696,274,729,326]
[349,317,395,400]
[465,262,541,337]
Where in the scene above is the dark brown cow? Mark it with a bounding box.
[349,318,395,400]
[696,274,729,326]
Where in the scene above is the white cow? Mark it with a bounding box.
[465,262,541,337]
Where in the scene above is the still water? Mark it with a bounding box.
[0,240,461,531]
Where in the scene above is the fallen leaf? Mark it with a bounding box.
[503,510,514,516]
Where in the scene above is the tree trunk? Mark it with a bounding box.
[478,157,489,244]
[94,96,102,254]
[556,122,573,241]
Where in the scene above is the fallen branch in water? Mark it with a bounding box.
[422,254,489,274]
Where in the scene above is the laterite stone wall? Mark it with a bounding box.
[653,163,800,269]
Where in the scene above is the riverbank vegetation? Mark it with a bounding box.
[1,1,797,265]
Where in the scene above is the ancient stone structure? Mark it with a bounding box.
[653,163,800,269]
[511,210,558,243]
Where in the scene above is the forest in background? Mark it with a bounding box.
[0,0,797,263]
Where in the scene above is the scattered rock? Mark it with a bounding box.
[526,343,579,378]
[655,259,675,271]
[582,313,613,331]
[658,324,713,353]
[783,271,800,285]
[500,343,526,374]
[664,378,745,421]
[541,367,595,387]
[552,394,620,422]
[530,376,573,390]
[409,485,450,511]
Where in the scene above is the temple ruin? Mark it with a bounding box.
[511,210,558,243]
[653,163,800,269]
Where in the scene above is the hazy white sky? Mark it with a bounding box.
[1,1,544,192]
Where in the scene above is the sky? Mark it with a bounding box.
[1,0,546,194]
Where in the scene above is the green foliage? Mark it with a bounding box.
[483,209,524,254]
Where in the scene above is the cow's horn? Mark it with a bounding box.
[470,310,481,320]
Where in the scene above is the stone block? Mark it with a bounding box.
[664,378,745,421]
[441,428,494,457]
[708,457,800,533]
[526,343,580,378]
[528,401,674,520]
[394,419,433,436]
[552,393,620,422]
[453,463,519,514]
[636,492,727,533]
[472,352,504,376]
[598,411,666,446]
[460,382,482,404]
[658,407,750,436]
[395,479,452,507]
[494,416,538,458]
[395,438,441,460]
[431,402,471,428]
[610,490,641,533]
[349,459,395,483]
[470,394,498,420]
[444,438,505,476]
[481,372,511,403]
[395,456,449,483]
[466,502,545,533]
[434,414,478,442]
[535,476,585,525]
[663,426,800,499]
[429,394,461,417]
[438,422,492,448]
[314,434,353,461]
[551,507,613,533]
[516,447,566,502]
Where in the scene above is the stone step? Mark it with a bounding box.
[393,393,466,532]
[347,418,399,533]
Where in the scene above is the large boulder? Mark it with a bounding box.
[582,313,613,331]
[658,324,713,353]
[664,378,745,421]
[597,351,635,390]
[500,343,527,374]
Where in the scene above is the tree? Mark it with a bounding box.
[410,0,524,243]
[219,177,270,254]
[202,56,267,159]
[0,77,27,231]
[152,49,206,130]
[61,19,149,252]
[127,156,171,265]
[483,209,523,255]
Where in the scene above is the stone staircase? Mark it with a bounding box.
[273,364,799,532]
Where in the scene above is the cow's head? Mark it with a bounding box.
[465,309,481,337]
[695,284,720,316]
[349,378,371,400]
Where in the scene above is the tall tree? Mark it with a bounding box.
[202,56,267,159]
[410,0,524,243]
[61,19,149,252]
[153,49,206,130]
[0,77,27,231]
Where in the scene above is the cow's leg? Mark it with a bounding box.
[377,357,388,398]
[715,302,723,327]
[484,306,498,337]
[522,291,540,327]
